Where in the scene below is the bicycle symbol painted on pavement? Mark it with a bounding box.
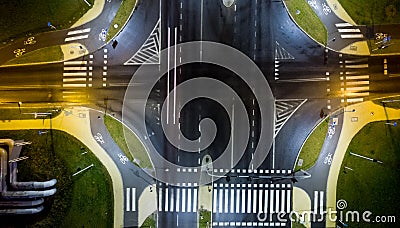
[99,29,107,42]
[375,33,388,40]
[324,153,332,165]
[94,132,105,144]
[118,153,129,165]
[307,0,318,10]
[13,48,26,58]
[24,37,36,45]
[322,3,331,15]
[328,125,335,139]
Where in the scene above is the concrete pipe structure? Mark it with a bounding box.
[9,162,57,190]
[0,198,44,207]
[0,206,44,215]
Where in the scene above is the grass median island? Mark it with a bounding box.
[295,117,329,171]
[338,0,400,25]
[337,121,400,227]
[199,209,211,228]
[0,130,113,227]
[104,115,153,170]
[0,0,94,45]
[4,45,63,65]
[373,96,400,109]
[284,0,328,45]
[0,107,62,120]
[140,213,156,228]
[107,0,137,42]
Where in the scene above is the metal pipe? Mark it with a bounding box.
[9,162,57,190]
[0,206,44,215]
[0,198,44,207]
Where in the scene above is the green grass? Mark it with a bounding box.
[4,45,63,65]
[0,0,94,45]
[0,130,113,227]
[338,0,400,25]
[337,121,400,227]
[292,221,307,228]
[284,0,328,45]
[0,107,62,120]
[104,115,153,170]
[373,96,400,109]
[295,117,329,171]
[106,0,137,42]
[368,39,400,55]
[140,213,156,228]
[199,209,211,228]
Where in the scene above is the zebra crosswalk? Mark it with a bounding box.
[212,183,292,227]
[65,28,91,42]
[62,58,93,89]
[126,187,137,212]
[339,57,370,103]
[335,23,363,39]
[157,182,198,213]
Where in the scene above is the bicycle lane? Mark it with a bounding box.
[88,109,156,227]
[295,111,344,227]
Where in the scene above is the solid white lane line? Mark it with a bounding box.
[188,188,192,212]
[65,34,89,42]
[64,61,87,65]
[224,189,229,213]
[346,81,369,85]
[167,27,170,124]
[173,27,177,125]
[278,77,328,83]
[345,92,370,97]
[193,188,198,212]
[158,188,162,211]
[165,187,169,212]
[132,188,136,211]
[338,28,361,33]
[241,189,246,213]
[218,188,223,213]
[126,188,131,211]
[67,28,91,35]
[182,188,186,212]
[230,189,234,213]
[335,22,353,27]
[64,66,87,71]
[63,72,87,77]
[340,34,364,39]
[176,188,180,212]
[213,187,217,213]
[314,191,318,214]
[345,58,368,63]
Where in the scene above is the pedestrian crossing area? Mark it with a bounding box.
[65,28,91,42]
[158,182,198,213]
[275,41,294,60]
[339,56,370,103]
[62,58,93,88]
[335,23,363,39]
[212,183,292,227]
[125,187,137,212]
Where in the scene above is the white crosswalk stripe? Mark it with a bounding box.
[339,57,370,103]
[335,23,363,39]
[125,188,136,212]
[212,182,292,227]
[65,28,91,42]
[62,60,92,89]
[157,183,198,213]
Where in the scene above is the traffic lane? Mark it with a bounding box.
[202,0,234,45]
[269,99,327,170]
[255,0,274,63]
[0,64,62,86]
[274,81,328,99]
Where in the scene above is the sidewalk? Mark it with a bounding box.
[0,107,124,228]
[326,100,400,227]
[71,0,106,28]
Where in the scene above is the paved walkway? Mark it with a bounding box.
[0,107,124,227]
[72,0,106,28]
[293,187,311,228]
[326,100,400,227]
